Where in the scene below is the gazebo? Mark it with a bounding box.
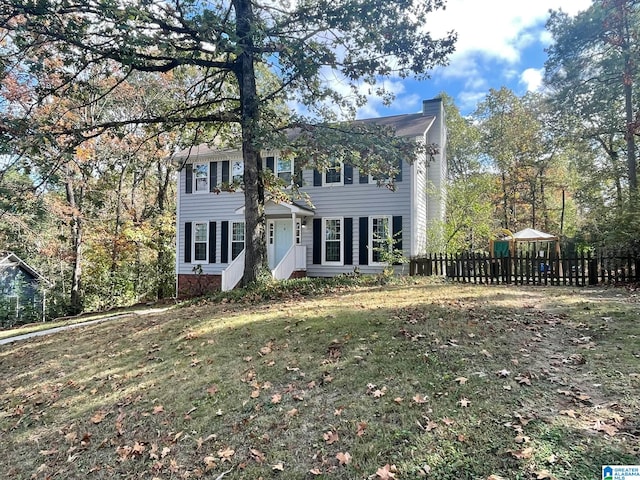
[490,228,562,276]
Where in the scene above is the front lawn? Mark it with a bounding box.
[1,278,638,479]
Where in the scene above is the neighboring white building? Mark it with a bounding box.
[174,98,446,297]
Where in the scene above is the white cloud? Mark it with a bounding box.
[520,68,544,92]
[429,0,592,64]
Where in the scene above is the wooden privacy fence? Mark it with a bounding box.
[409,251,640,286]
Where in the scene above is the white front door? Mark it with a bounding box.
[268,219,293,269]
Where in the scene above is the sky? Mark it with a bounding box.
[354,0,593,119]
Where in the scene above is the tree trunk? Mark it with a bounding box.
[501,172,509,230]
[65,178,84,315]
[155,159,173,299]
[234,0,268,286]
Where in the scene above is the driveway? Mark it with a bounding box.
[0,308,169,346]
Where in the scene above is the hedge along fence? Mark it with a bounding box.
[409,251,640,286]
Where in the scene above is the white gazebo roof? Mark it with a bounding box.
[509,228,558,241]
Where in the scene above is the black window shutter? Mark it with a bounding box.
[344,164,353,185]
[210,162,218,192]
[313,169,322,186]
[209,222,216,263]
[312,218,322,264]
[222,161,230,184]
[359,217,369,265]
[185,164,193,194]
[221,221,229,263]
[294,162,303,187]
[184,222,192,263]
[395,159,403,182]
[266,156,275,172]
[344,218,353,265]
[359,170,369,184]
[392,216,403,257]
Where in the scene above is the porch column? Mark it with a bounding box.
[291,212,297,245]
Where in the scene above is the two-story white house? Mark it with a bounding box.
[175,98,446,298]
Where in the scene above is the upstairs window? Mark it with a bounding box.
[277,157,292,184]
[232,161,244,184]
[193,163,208,192]
[324,159,343,186]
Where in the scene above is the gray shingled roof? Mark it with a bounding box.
[173,112,435,160]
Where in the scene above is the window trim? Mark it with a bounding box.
[230,221,245,260]
[192,221,209,264]
[322,217,343,265]
[193,162,209,193]
[369,215,392,266]
[322,159,344,187]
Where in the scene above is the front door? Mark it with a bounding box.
[268,219,293,269]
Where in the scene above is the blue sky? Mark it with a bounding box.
[353,0,593,118]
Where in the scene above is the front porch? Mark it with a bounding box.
[221,200,314,291]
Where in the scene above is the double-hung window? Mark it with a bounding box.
[231,221,245,260]
[193,222,208,262]
[193,163,208,192]
[324,159,343,186]
[369,216,391,265]
[323,218,343,264]
[232,161,244,184]
[277,157,293,184]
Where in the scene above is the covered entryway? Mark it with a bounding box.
[268,219,295,270]
[233,199,314,282]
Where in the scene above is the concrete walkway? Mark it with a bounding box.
[0,308,169,346]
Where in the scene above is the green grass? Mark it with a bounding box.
[1,278,638,479]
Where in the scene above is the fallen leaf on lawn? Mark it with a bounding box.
[206,385,219,395]
[218,446,235,462]
[536,470,558,480]
[356,421,367,437]
[457,434,467,442]
[510,447,533,459]
[203,456,217,471]
[515,375,532,386]
[250,390,260,399]
[271,393,282,404]
[594,421,618,436]
[394,397,403,404]
[250,448,265,463]
[458,398,471,408]
[309,468,322,475]
[480,349,492,357]
[132,442,146,455]
[441,417,455,426]
[272,462,284,471]
[286,408,298,417]
[514,434,530,444]
[336,451,352,466]
[91,410,107,424]
[152,405,164,414]
[334,407,344,416]
[560,409,577,418]
[496,369,510,378]
[323,430,339,445]
[454,377,468,385]
[487,475,507,480]
[503,385,512,391]
[243,356,253,362]
[376,463,397,479]
[412,393,428,404]
[372,387,387,398]
[260,343,272,355]
[39,449,58,456]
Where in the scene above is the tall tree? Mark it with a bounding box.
[545,0,640,200]
[1,0,456,286]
